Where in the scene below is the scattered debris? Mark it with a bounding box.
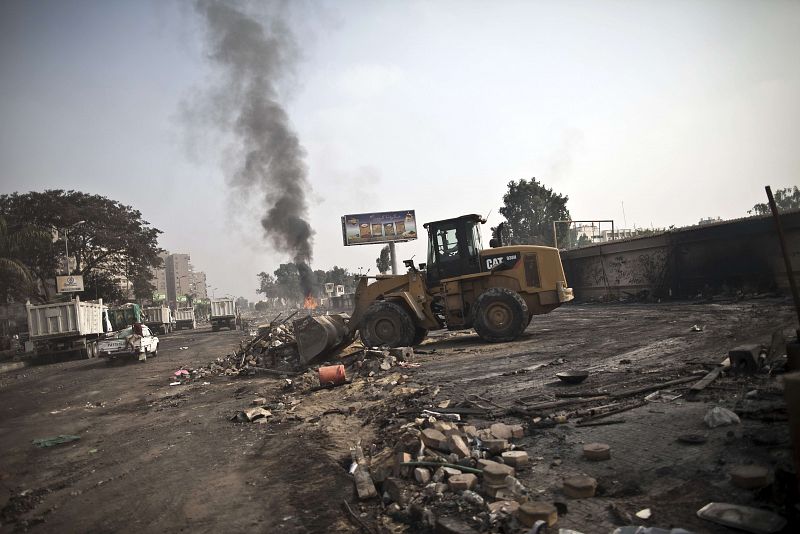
[690,324,704,332]
[696,502,786,534]
[582,442,611,461]
[562,476,597,499]
[231,407,272,423]
[635,508,652,520]
[33,435,81,448]
[729,465,770,489]
[703,406,740,428]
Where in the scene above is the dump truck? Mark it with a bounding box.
[25,296,110,359]
[210,298,237,331]
[174,307,196,330]
[143,306,173,334]
[107,303,144,332]
[295,214,573,364]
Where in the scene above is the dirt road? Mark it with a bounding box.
[0,300,795,533]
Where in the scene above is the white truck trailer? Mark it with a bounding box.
[25,296,109,359]
[174,307,196,330]
[143,306,173,334]
[209,298,237,331]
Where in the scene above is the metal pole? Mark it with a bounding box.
[552,221,558,248]
[389,242,398,275]
[64,228,70,276]
[766,186,800,339]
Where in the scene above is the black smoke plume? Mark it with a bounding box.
[194,0,315,295]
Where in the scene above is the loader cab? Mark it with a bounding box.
[424,214,485,286]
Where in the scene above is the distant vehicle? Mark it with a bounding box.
[174,307,196,330]
[97,324,159,362]
[209,298,237,331]
[25,297,110,359]
[143,306,173,334]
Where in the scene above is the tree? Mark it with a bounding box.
[750,186,800,215]
[273,263,302,302]
[0,190,164,303]
[497,178,570,246]
[376,245,391,274]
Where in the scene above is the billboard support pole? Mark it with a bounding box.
[389,242,398,275]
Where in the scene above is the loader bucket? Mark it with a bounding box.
[293,314,352,365]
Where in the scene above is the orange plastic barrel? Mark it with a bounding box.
[318,364,346,385]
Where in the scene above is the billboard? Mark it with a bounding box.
[56,275,84,293]
[341,210,418,246]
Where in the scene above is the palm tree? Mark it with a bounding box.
[0,215,52,302]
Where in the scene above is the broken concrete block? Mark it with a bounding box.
[442,466,462,477]
[448,473,478,491]
[562,475,597,499]
[510,424,525,438]
[251,397,267,406]
[583,442,611,461]
[501,450,529,468]
[482,438,508,454]
[728,344,762,374]
[433,467,446,483]
[421,428,449,451]
[394,451,412,477]
[730,465,770,489]
[481,460,515,485]
[490,423,513,439]
[414,467,432,484]
[462,425,478,438]
[448,434,470,458]
[517,502,558,527]
[383,477,410,505]
[488,500,519,514]
[389,347,414,361]
[461,490,484,507]
[353,466,378,500]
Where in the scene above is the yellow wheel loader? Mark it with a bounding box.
[295,214,573,363]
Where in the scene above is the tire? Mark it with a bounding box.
[359,300,416,348]
[90,342,98,358]
[152,343,158,358]
[412,327,428,346]
[473,287,529,343]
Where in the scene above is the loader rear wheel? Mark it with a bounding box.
[473,288,528,343]
[360,301,416,348]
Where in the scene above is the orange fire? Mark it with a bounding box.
[303,295,317,309]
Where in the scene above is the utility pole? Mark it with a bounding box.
[389,242,398,275]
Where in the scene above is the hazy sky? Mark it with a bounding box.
[1,0,798,301]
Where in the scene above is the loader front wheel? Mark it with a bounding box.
[360,301,416,348]
[473,288,528,343]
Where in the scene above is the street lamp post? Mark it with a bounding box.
[63,220,86,276]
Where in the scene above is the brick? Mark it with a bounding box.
[583,442,611,461]
[562,476,597,499]
[442,466,462,477]
[517,502,558,527]
[501,450,529,468]
[448,473,478,491]
[448,434,470,458]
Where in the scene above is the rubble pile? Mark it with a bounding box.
[348,416,569,533]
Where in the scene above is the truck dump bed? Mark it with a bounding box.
[210,299,236,318]
[27,298,105,339]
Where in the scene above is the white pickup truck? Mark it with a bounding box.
[97,325,160,362]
